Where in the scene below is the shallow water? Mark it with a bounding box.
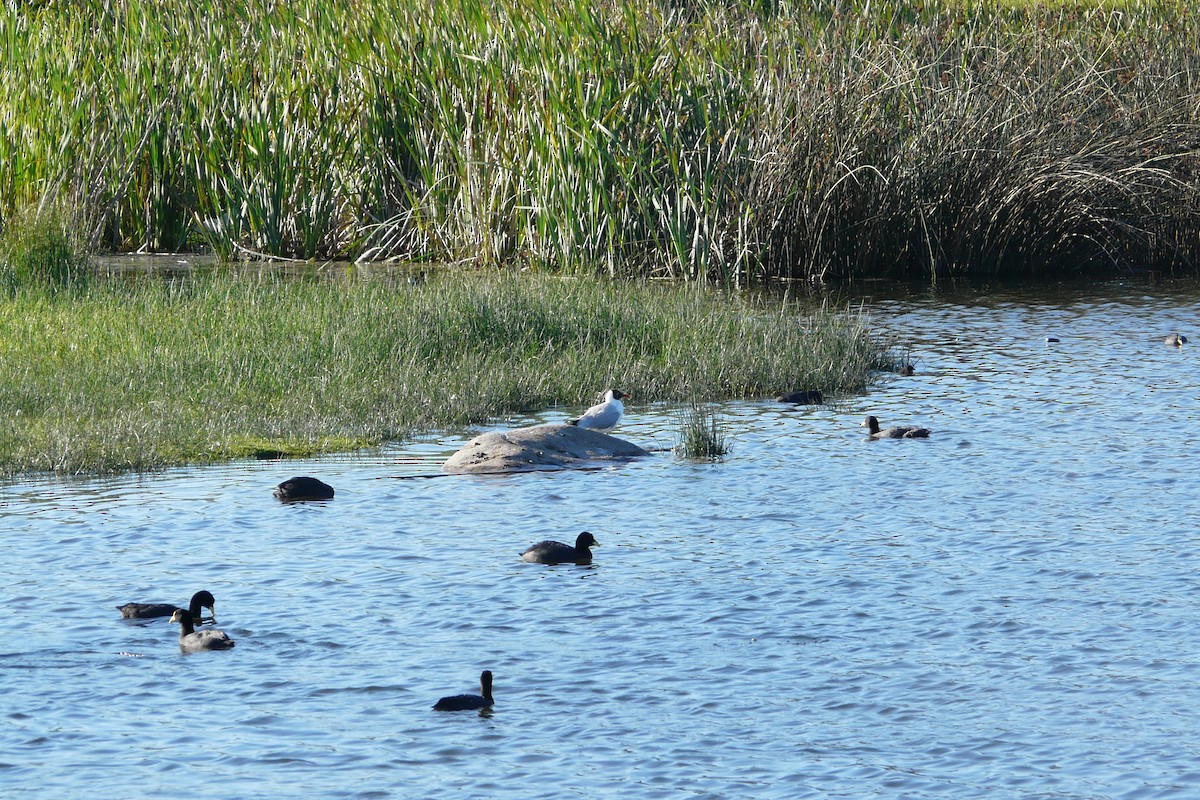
[4,281,1200,799]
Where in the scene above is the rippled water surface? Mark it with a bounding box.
[4,283,1200,799]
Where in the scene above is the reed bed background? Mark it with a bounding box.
[1,0,1196,283]
[0,270,892,475]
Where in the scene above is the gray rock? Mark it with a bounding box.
[443,424,649,474]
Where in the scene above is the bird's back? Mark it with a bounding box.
[181,630,236,651]
[433,693,491,711]
[117,602,179,619]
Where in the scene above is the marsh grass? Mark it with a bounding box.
[0,270,892,476]
[0,205,90,292]
[676,404,729,460]
[1,1,1196,282]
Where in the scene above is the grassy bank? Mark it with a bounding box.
[0,1,1196,282]
[0,269,893,476]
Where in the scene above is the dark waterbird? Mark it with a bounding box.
[861,415,931,439]
[169,608,235,651]
[775,390,823,404]
[273,476,335,501]
[520,531,599,565]
[117,590,216,623]
[433,670,494,711]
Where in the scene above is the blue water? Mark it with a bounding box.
[3,282,1200,799]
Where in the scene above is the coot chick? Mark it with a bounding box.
[433,670,494,711]
[775,390,823,404]
[520,531,599,565]
[169,608,235,651]
[1165,333,1188,346]
[117,590,216,623]
[567,389,628,432]
[861,415,931,439]
[273,476,335,501]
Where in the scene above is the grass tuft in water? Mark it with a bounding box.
[676,403,729,461]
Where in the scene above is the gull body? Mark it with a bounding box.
[567,389,628,432]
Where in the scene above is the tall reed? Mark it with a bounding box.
[1,1,1195,281]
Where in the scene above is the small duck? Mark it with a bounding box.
[1165,333,1188,347]
[169,608,235,651]
[273,476,335,501]
[861,415,931,439]
[898,363,916,376]
[520,532,599,565]
[566,389,628,432]
[775,390,823,404]
[433,670,494,712]
[118,589,216,623]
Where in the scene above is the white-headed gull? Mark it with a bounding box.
[566,389,629,432]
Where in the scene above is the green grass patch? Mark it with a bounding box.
[0,269,894,477]
[1,1,1196,281]
[675,403,730,461]
[0,205,90,292]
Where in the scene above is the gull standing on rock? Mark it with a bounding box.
[567,389,629,433]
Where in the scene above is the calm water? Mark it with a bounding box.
[4,282,1200,799]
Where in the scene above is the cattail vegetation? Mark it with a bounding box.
[0,1,1196,283]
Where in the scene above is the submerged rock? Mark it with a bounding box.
[443,424,649,474]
